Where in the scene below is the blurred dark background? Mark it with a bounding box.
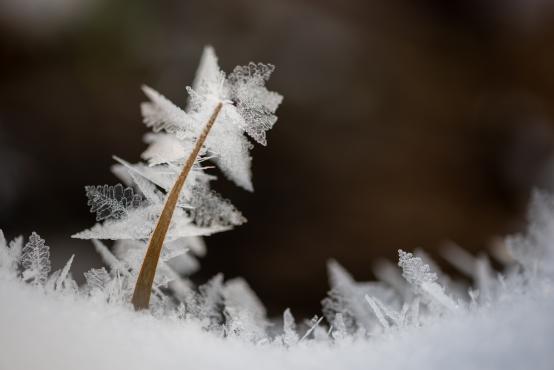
[2,0,554,316]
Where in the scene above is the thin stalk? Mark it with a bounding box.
[131,102,223,310]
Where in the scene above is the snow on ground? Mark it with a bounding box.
[1,276,552,370]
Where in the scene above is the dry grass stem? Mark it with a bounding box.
[131,102,223,310]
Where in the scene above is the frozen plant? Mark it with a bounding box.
[73,46,282,310]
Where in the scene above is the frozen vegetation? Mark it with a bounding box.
[0,47,553,369]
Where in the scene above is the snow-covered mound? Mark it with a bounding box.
[0,273,552,370]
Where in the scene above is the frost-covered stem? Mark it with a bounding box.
[132,102,223,310]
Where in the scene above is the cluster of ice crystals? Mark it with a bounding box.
[26,47,279,339]
[72,48,278,294]
[143,46,282,191]
[322,259,397,335]
[222,278,269,342]
[2,189,554,355]
[0,230,22,278]
[398,250,438,285]
[506,190,554,277]
[84,267,111,292]
[398,250,458,313]
[140,85,195,135]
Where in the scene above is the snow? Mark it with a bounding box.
[0,275,552,370]
[4,214,554,370]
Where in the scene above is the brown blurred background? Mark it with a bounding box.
[2,0,554,316]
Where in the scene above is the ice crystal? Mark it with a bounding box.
[141,85,193,134]
[398,250,438,285]
[85,184,143,221]
[227,62,282,146]
[53,255,76,293]
[322,259,397,334]
[398,250,458,312]
[0,231,22,278]
[223,278,268,342]
[84,267,111,292]
[506,189,554,277]
[281,308,299,346]
[21,232,50,286]
[143,46,282,191]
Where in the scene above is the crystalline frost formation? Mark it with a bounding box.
[71,46,282,299]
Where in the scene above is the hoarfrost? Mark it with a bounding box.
[21,232,50,286]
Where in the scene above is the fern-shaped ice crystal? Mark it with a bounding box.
[21,232,51,285]
[85,184,143,221]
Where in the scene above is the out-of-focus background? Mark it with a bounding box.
[2,0,554,316]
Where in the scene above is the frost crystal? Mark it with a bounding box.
[141,85,194,134]
[194,274,225,332]
[21,232,51,286]
[227,63,282,146]
[142,45,282,191]
[282,308,299,346]
[398,250,458,312]
[188,183,246,227]
[506,190,554,277]
[322,259,396,334]
[398,250,437,285]
[365,295,390,330]
[223,278,268,342]
[85,184,143,221]
[84,267,111,291]
[0,231,22,278]
[54,255,76,293]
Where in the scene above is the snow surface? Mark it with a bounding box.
[0,276,552,370]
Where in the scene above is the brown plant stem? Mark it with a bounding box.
[131,102,223,310]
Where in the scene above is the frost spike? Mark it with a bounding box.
[299,316,324,342]
[132,102,223,310]
[365,295,390,330]
[55,254,74,291]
